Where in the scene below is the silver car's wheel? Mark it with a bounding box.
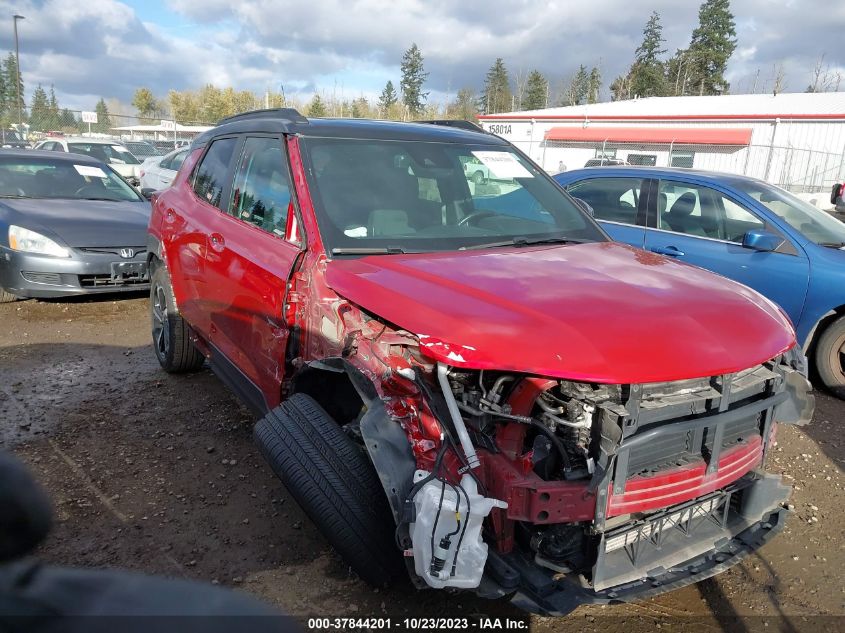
[149,265,204,373]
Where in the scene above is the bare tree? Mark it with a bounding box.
[772,63,787,95]
[807,53,840,92]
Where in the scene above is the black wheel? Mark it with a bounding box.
[150,265,204,373]
[254,393,404,587]
[472,170,485,185]
[0,288,20,303]
[814,316,845,397]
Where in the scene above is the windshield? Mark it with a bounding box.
[0,157,142,201]
[68,142,141,165]
[734,180,845,245]
[301,137,604,253]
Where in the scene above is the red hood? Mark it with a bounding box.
[325,242,795,384]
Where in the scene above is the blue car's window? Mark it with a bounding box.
[735,181,845,247]
[567,177,644,225]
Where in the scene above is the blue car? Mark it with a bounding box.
[541,166,845,394]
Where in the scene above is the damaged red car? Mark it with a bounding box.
[146,109,814,615]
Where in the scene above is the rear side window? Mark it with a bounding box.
[228,137,292,237]
[567,177,644,225]
[192,138,237,210]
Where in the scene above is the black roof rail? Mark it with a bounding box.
[418,119,486,133]
[217,108,308,126]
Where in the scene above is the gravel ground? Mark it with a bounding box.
[1,295,843,631]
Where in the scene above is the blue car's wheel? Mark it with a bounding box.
[815,316,845,397]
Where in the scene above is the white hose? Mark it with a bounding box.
[436,363,480,470]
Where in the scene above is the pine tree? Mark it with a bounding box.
[378,80,398,114]
[3,54,23,123]
[629,12,667,97]
[308,94,327,117]
[522,70,548,110]
[686,0,737,95]
[351,96,370,118]
[399,43,429,117]
[29,85,50,131]
[571,65,589,105]
[588,67,602,103]
[94,98,111,133]
[480,58,512,114]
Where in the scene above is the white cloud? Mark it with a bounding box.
[0,0,841,114]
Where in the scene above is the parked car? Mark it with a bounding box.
[122,140,162,160]
[552,166,845,395]
[151,139,190,154]
[147,109,811,616]
[139,147,189,190]
[831,182,845,219]
[0,150,151,302]
[32,137,142,185]
[583,158,629,167]
[0,129,28,150]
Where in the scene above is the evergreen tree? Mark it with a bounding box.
[399,43,428,116]
[588,67,602,103]
[378,80,398,114]
[60,108,76,129]
[480,58,512,114]
[308,94,327,117]
[3,54,23,123]
[94,98,111,133]
[629,12,667,97]
[686,0,737,95]
[522,70,548,110]
[29,85,50,131]
[569,65,589,105]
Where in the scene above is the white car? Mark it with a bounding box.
[32,137,143,185]
[139,147,190,191]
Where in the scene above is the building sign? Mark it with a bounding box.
[80,111,98,124]
[487,124,512,135]
[160,119,176,131]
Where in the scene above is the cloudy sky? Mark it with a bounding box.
[0,0,842,114]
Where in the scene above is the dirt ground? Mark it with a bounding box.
[1,294,843,632]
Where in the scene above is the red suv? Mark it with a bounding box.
[147,109,813,615]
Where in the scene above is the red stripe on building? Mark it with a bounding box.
[543,126,753,145]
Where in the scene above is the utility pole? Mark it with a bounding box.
[13,14,25,127]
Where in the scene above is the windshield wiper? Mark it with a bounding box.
[331,246,417,256]
[819,242,845,249]
[0,194,34,199]
[460,236,590,251]
[79,197,121,202]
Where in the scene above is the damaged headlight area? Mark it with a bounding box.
[396,351,813,613]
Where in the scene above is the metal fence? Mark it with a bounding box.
[543,140,845,194]
[5,106,214,144]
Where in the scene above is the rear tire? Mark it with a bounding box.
[150,265,204,373]
[254,393,404,587]
[0,288,20,303]
[814,316,845,397]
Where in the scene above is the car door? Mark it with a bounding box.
[201,135,301,412]
[169,135,239,338]
[643,177,810,321]
[563,176,648,247]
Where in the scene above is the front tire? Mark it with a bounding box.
[150,265,204,373]
[814,316,845,397]
[0,288,20,303]
[254,393,404,587]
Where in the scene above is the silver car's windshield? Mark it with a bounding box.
[735,180,845,246]
[0,157,142,201]
[300,137,604,254]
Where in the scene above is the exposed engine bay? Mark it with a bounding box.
[384,351,812,606]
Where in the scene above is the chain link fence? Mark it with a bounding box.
[543,140,845,195]
[6,106,214,145]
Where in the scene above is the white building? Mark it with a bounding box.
[477,92,845,193]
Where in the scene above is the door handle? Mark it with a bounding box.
[650,245,685,257]
[210,233,226,252]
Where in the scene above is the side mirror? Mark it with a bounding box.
[140,187,156,201]
[573,197,594,217]
[742,230,783,252]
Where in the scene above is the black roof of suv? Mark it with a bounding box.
[192,108,505,149]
